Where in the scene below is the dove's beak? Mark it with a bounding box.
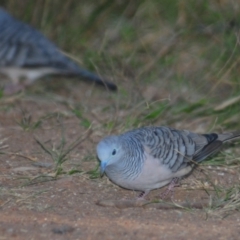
[100,161,107,176]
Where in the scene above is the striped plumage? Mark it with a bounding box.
[0,8,117,93]
[97,126,240,196]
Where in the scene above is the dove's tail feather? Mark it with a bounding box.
[217,131,240,142]
[193,130,240,162]
[74,68,117,91]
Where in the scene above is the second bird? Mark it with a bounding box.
[0,8,117,94]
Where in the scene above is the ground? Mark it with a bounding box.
[1,1,240,239]
[0,79,240,240]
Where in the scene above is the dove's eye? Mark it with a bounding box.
[112,149,116,155]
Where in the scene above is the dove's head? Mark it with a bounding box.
[96,135,125,175]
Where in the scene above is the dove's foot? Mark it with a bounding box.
[160,177,180,199]
[3,83,26,95]
[137,190,150,200]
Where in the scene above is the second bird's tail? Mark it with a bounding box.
[75,68,117,91]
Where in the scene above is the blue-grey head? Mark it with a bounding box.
[96,135,125,176]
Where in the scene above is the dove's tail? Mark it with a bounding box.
[74,68,117,91]
[193,130,240,162]
[217,131,240,142]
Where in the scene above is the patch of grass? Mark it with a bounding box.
[142,101,168,122]
[201,147,240,166]
[71,107,92,129]
[86,163,101,179]
[81,154,96,162]
[16,109,42,131]
[214,103,240,129]
[206,185,240,218]
[201,155,229,166]
[0,88,4,99]
[0,187,49,210]
[34,126,91,176]
[175,99,208,114]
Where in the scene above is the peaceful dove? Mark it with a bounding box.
[0,8,117,94]
[97,126,240,197]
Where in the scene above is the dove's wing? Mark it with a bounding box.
[132,126,226,173]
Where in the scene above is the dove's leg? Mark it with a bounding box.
[1,69,26,94]
[160,177,180,199]
[1,67,57,95]
[3,83,26,95]
[137,190,150,200]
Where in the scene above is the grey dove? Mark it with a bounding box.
[97,126,240,197]
[0,8,117,94]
